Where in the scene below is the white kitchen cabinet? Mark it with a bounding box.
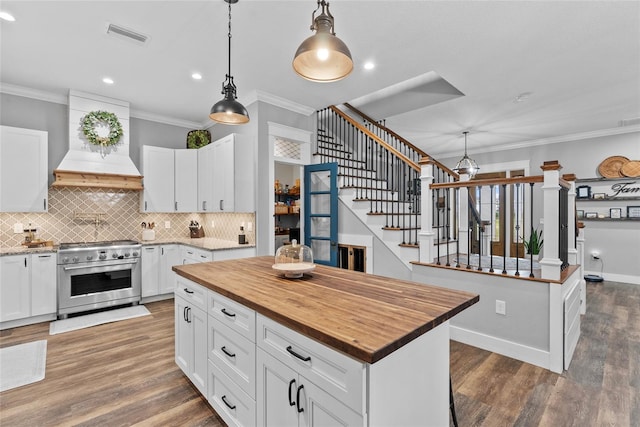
[174,149,198,212]
[182,246,213,264]
[197,142,215,212]
[0,126,48,212]
[257,348,362,427]
[0,255,31,322]
[0,253,56,325]
[160,244,181,294]
[140,146,198,213]
[211,134,255,213]
[212,247,256,262]
[175,278,208,396]
[141,245,160,298]
[140,146,175,212]
[30,253,56,316]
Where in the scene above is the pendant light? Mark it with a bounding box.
[453,131,479,177]
[209,0,249,125]
[293,0,353,82]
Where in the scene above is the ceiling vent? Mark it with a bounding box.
[106,23,149,45]
[618,117,640,127]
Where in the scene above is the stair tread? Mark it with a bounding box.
[367,212,419,216]
[399,243,420,248]
[342,185,394,191]
[382,226,421,231]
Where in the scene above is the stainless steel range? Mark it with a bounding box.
[57,240,142,318]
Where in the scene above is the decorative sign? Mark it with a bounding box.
[610,182,639,198]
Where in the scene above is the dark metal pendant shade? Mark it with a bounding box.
[293,0,353,82]
[210,0,249,125]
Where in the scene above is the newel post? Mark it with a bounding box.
[540,161,563,281]
[564,174,578,265]
[418,156,435,263]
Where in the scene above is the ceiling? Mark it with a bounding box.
[1,1,639,157]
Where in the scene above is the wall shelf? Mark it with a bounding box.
[580,217,640,222]
[576,196,640,202]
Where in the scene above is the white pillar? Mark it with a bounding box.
[565,175,578,265]
[539,161,563,281]
[418,157,435,263]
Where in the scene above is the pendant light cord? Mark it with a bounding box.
[227,2,232,78]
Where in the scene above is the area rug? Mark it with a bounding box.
[49,305,151,335]
[0,340,47,392]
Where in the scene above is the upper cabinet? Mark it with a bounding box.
[140,146,197,213]
[0,126,48,212]
[142,134,254,213]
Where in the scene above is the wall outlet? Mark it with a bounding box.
[164,221,171,229]
[247,222,253,232]
[13,223,23,234]
[211,220,215,228]
[496,300,506,316]
[591,251,600,260]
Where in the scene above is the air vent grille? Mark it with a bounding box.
[107,23,148,44]
[618,117,640,127]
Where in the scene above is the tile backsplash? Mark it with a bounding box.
[0,188,255,247]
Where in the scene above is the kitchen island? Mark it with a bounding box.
[173,256,478,426]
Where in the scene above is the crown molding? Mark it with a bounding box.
[130,109,202,129]
[0,82,67,104]
[246,90,315,116]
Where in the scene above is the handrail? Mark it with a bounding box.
[342,103,459,179]
[329,105,420,173]
[431,175,544,190]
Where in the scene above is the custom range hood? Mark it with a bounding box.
[52,90,143,190]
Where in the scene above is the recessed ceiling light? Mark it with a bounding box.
[102,77,114,85]
[364,61,375,70]
[0,11,15,21]
[191,73,203,80]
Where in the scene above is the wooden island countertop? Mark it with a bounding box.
[173,256,479,364]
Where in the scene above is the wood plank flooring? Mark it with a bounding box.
[1,280,638,426]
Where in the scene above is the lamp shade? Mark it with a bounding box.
[293,32,353,82]
[453,155,479,177]
[209,91,249,125]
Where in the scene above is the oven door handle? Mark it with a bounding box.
[62,260,139,271]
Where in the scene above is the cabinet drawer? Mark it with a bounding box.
[209,316,256,399]
[209,290,256,342]
[257,314,365,414]
[208,360,256,427]
[175,277,207,311]
[214,247,256,261]
[182,246,213,263]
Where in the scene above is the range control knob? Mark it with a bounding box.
[99,254,107,260]
[124,252,130,258]
[132,251,139,257]
[72,257,79,263]
[86,255,93,261]
[112,253,119,259]
[62,257,69,263]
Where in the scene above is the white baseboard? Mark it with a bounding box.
[450,325,551,371]
[584,270,640,285]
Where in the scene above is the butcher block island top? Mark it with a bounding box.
[173,256,479,364]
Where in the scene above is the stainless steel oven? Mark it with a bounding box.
[57,240,141,318]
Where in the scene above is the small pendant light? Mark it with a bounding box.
[453,131,479,177]
[293,0,353,83]
[209,0,249,125]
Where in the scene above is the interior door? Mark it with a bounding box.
[304,163,338,267]
[473,172,507,256]
[509,169,526,257]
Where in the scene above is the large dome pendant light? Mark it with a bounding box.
[293,0,353,83]
[209,0,249,125]
[453,131,480,178]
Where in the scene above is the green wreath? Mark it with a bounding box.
[187,129,211,149]
[81,110,123,147]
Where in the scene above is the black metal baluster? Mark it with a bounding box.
[477,186,483,271]
[489,185,495,273]
[502,184,507,274]
[529,182,535,277]
[515,183,521,277]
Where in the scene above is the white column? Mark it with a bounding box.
[539,161,563,281]
[418,157,435,263]
[566,176,578,265]
[577,225,586,314]
[458,173,471,254]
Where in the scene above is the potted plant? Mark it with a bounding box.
[523,227,543,259]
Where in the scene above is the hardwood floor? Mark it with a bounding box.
[1,280,638,426]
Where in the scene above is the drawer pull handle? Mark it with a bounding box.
[184,288,194,294]
[286,346,311,362]
[296,384,305,413]
[221,395,236,410]
[221,308,236,318]
[288,379,296,406]
[221,346,236,358]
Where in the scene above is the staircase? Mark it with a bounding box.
[314,105,458,268]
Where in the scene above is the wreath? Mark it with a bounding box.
[187,129,211,149]
[81,110,123,147]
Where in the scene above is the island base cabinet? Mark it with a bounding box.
[175,294,207,396]
[208,360,256,427]
[257,348,362,427]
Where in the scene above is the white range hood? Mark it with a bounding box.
[52,90,143,190]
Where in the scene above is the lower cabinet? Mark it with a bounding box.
[175,281,208,396]
[0,253,56,325]
[142,244,181,298]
